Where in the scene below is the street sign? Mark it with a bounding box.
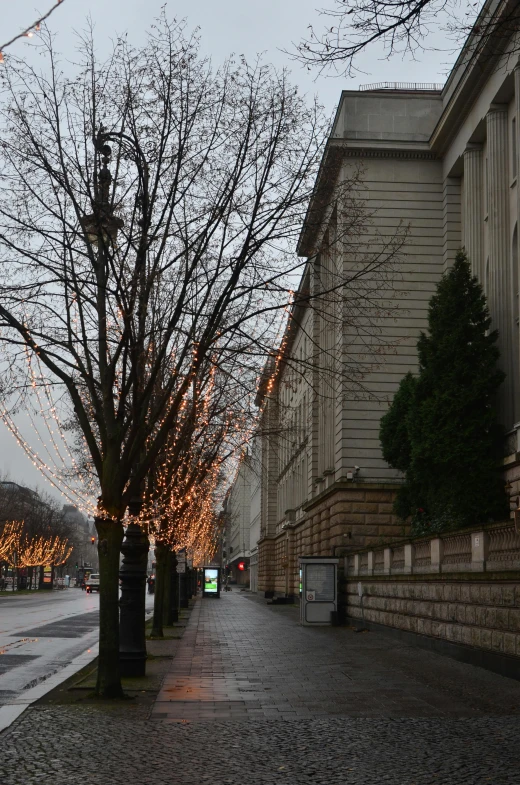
[177,563,186,573]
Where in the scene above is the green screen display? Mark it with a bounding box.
[204,568,218,593]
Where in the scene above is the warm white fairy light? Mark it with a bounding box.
[0,405,97,516]
[0,1,65,64]
[0,521,73,568]
[0,521,24,559]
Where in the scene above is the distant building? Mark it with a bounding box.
[223,455,252,586]
[62,504,98,571]
[62,504,89,533]
[0,480,39,504]
[248,434,262,593]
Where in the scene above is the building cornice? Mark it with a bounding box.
[297,144,343,257]
[341,147,438,161]
[302,479,402,514]
[297,141,437,256]
[430,2,517,156]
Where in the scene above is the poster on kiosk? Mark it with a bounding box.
[203,566,221,598]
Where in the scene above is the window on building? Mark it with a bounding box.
[513,224,519,422]
[485,158,489,217]
[513,118,518,180]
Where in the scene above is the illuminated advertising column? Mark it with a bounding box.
[203,566,221,598]
[41,565,53,591]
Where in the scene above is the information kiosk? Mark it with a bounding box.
[299,556,339,626]
[203,566,221,598]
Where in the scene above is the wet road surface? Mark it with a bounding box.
[0,589,154,705]
[0,590,100,704]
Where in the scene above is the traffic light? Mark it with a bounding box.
[75,562,78,568]
[237,561,246,571]
[91,537,95,545]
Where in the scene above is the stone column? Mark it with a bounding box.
[463,145,483,279]
[515,65,520,199]
[487,105,513,429]
[513,66,520,426]
[430,538,443,573]
[471,531,489,572]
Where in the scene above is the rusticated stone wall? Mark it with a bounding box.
[258,537,276,592]
[346,575,520,661]
[258,483,406,595]
[343,520,520,675]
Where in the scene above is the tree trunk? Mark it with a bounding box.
[94,517,124,698]
[162,548,172,627]
[151,540,167,638]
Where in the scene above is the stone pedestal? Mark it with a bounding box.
[170,551,179,623]
[119,520,149,677]
[179,571,189,609]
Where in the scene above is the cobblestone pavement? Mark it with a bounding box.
[2,590,520,784]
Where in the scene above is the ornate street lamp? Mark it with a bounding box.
[86,127,149,678]
[80,133,124,246]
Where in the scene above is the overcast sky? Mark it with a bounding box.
[0,0,452,498]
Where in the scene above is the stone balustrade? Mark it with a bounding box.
[346,520,520,577]
[344,520,520,677]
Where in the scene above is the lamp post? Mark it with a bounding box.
[83,128,149,677]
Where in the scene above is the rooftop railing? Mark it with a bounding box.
[358,82,444,91]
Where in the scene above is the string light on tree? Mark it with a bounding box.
[0,1,65,64]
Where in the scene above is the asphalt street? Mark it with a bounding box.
[0,589,153,707]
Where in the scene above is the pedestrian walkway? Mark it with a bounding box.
[2,589,520,785]
[152,589,520,721]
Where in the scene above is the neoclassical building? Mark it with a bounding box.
[247,0,520,595]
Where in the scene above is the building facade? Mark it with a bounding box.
[223,455,252,586]
[257,0,520,597]
[248,434,262,593]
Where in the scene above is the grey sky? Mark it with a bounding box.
[1,0,451,497]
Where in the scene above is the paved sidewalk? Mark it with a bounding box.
[152,590,520,720]
[2,590,520,784]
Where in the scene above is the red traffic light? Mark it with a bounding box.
[237,561,246,571]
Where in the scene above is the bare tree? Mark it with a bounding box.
[292,0,520,77]
[0,15,329,697]
[0,479,75,588]
[0,12,404,696]
[147,365,236,637]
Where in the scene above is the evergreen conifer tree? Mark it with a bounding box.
[379,372,417,519]
[380,250,508,531]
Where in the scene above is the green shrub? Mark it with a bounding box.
[380,250,508,532]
